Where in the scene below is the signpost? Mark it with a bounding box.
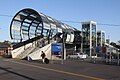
[51,43,63,64]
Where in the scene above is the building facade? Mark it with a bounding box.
[0,42,12,56]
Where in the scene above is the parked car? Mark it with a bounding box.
[79,53,88,59]
[67,53,88,59]
[67,53,80,59]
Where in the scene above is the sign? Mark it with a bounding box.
[51,43,64,64]
[107,48,111,53]
[51,43,62,52]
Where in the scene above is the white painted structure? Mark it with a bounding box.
[11,42,36,59]
[28,43,51,60]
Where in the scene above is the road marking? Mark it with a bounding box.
[5,60,105,80]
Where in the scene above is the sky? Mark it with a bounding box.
[0,0,120,42]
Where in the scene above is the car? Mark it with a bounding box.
[79,53,88,59]
[67,53,88,59]
[67,53,80,59]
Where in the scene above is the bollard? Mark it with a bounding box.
[105,53,108,63]
[109,52,112,64]
[93,56,96,63]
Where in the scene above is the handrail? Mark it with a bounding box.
[13,36,41,49]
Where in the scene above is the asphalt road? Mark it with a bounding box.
[0,58,120,80]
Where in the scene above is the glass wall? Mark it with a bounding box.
[82,24,90,55]
[97,31,101,46]
[10,9,43,42]
[97,31,105,47]
[82,24,90,45]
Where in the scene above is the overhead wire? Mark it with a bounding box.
[0,14,120,27]
[0,14,13,17]
[60,20,120,27]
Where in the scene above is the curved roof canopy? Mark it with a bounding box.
[10,8,78,42]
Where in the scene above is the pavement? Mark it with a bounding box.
[0,58,120,80]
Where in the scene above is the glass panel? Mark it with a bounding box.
[24,19,32,23]
[61,24,66,29]
[32,23,38,26]
[19,12,28,16]
[51,28,57,38]
[66,34,70,42]
[82,24,90,45]
[97,31,101,46]
[13,21,21,26]
[36,26,42,36]
[70,33,74,42]
[12,21,21,32]
[23,22,30,27]
[43,29,48,37]
[102,32,105,46]
[43,22,50,29]
[30,14,37,18]
[47,16,54,22]
[92,24,96,47]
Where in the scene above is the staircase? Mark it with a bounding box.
[28,43,51,60]
[16,46,36,59]
[11,33,61,60]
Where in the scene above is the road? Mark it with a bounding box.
[0,58,120,80]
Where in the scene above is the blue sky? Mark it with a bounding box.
[0,0,120,42]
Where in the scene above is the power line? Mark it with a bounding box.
[61,20,80,23]
[0,14,13,17]
[0,14,120,27]
[61,20,120,27]
[97,23,120,26]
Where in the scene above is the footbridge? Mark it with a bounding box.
[10,8,81,60]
